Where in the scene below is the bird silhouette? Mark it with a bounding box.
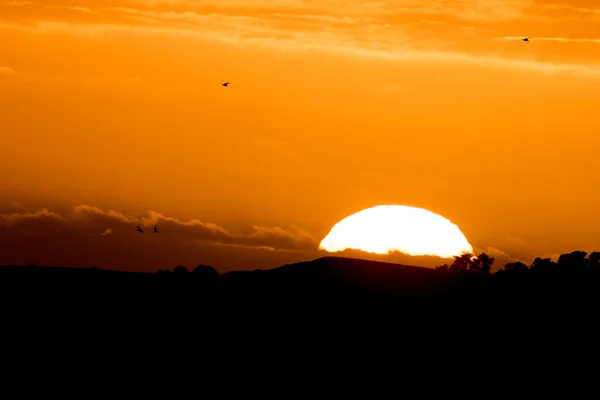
[153,225,159,233]
[136,226,143,234]
[522,37,529,42]
[222,82,229,87]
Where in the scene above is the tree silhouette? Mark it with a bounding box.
[475,252,495,274]
[449,253,473,272]
[530,257,556,272]
[503,261,529,272]
[192,264,219,280]
[558,251,588,271]
[442,252,493,274]
[469,256,482,273]
[588,252,600,269]
[172,265,189,275]
[435,264,450,272]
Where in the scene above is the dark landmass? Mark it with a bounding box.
[3,252,600,363]
[3,252,600,322]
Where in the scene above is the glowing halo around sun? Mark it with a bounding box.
[319,205,473,258]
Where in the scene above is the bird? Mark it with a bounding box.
[222,82,229,87]
[522,37,529,42]
[153,225,159,233]
[136,226,143,234]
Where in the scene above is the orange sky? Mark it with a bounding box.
[1,0,600,272]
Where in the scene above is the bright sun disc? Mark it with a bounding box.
[319,205,473,258]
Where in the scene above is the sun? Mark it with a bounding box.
[319,205,473,258]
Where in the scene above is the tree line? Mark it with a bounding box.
[435,250,600,275]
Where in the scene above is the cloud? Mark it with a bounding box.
[0,208,68,237]
[484,246,512,260]
[207,242,290,252]
[1,1,600,77]
[497,36,600,43]
[0,208,65,226]
[0,203,320,272]
[541,4,600,16]
[7,19,597,77]
[5,1,96,14]
[245,225,317,251]
[468,244,514,270]
[0,204,318,252]
[0,66,15,74]
[118,0,533,22]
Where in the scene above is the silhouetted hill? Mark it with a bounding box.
[3,254,600,337]
[220,256,458,301]
[3,255,599,303]
[4,256,592,384]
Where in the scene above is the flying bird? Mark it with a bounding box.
[222,82,229,87]
[153,225,159,233]
[136,226,143,234]
[522,37,529,42]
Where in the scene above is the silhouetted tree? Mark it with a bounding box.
[449,253,473,272]
[437,253,493,274]
[530,257,556,272]
[588,252,600,269]
[172,265,189,275]
[558,251,588,272]
[470,256,482,273]
[474,252,495,274]
[435,264,449,272]
[503,261,529,272]
[192,264,219,280]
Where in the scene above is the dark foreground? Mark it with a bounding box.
[2,256,599,328]
[3,255,599,377]
[3,255,594,388]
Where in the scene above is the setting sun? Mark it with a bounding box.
[2,0,600,272]
[319,205,473,258]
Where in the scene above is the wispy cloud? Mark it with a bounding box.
[0,66,16,74]
[0,204,318,252]
[1,1,600,79]
[4,19,598,77]
[0,204,322,271]
[118,0,534,22]
[497,36,600,43]
[5,0,96,14]
[0,208,65,226]
[484,246,513,260]
[541,4,600,16]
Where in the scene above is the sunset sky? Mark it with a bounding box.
[1,0,600,272]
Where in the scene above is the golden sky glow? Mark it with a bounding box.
[1,0,600,271]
